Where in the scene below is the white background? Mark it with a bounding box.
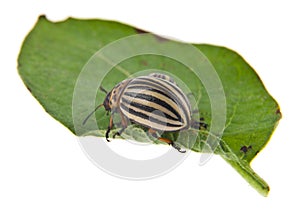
[1,0,299,210]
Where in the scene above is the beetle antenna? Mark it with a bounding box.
[82,104,104,125]
[99,86,108,94]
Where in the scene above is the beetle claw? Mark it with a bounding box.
[171,142,186,153]
[112,132,120,138]
[112,128,125,139]
[105,127,111,142]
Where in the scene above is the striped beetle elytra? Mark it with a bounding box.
[83,73,207,153]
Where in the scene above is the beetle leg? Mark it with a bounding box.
[99,85,108,94]
[112,112,128,138]
[148,129,186,153]
[113,127,125,138]
[105,116,114,142]
[199,117,208,130]
[191,117,208,130]
[170,142,186,153]
[147,128,159,139]
[159,137,186,153]
[105,127,111,142]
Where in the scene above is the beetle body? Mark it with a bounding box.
[121,75,191,132]
[92,73,205,152]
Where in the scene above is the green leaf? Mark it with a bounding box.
[18,16,281,196]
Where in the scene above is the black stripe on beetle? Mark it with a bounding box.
[122,92,182,122]
[120,103,183,128]
[121,97,180,122]
[137,76,191,111]
[126,85,178,104]
[127,77,191,123]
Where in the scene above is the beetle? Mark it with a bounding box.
[83,73,207,153]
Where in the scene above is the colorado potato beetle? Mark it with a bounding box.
[83,73,207,153]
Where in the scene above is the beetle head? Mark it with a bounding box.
[103,91,112,111]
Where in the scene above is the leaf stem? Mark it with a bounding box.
[221,154,269,196]
[216,138,269,196]
[198,131,269,196]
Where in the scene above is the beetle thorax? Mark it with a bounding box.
[108,79,132,111]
